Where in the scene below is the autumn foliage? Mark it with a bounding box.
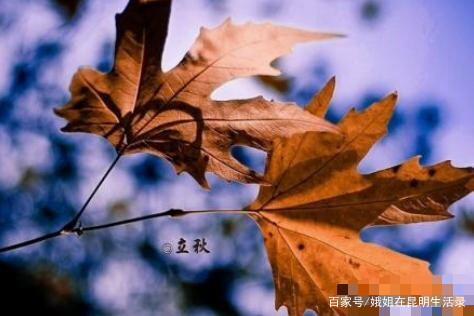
[50,0,474,315]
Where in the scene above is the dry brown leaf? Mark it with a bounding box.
[54,0,340,188]
[306,76,336,117]
[249,88,473,315]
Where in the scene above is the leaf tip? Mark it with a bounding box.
[59,125,72,133]
[388,91,398,101]
[332,32,347,38]
[409,155,422,164]
[53,107,62,117]
[197,176,211,190]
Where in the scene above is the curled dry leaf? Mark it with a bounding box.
[54,0,341,188]
[249,78,473,315]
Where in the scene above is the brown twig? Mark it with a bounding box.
[0,208,256,253]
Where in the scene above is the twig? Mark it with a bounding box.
[0,231,62,253]
[75,208,256,233]
[61,151,123,231]
[0,151,125,253]
[0,208,256,253]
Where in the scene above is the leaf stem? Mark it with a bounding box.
[0,208,256,253]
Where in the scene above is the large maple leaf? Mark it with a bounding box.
[249,79,474,315]
[54,0,340,188]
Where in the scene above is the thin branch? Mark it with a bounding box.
[62,151,123,231]
[0,151,125,254]
[0,208,257,253]
[74,208,187,234]
[76,208,257,234]
[0,231,62,253]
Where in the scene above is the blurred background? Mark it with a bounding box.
[0,0,473,315]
